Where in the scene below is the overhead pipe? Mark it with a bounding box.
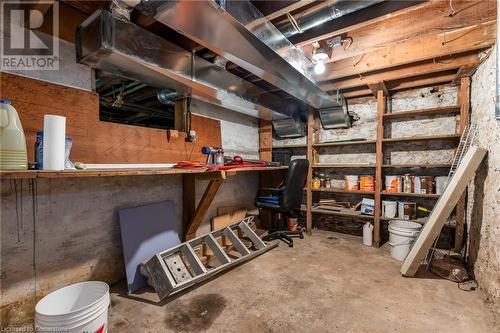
[280,0,384,38]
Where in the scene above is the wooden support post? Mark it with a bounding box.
[183,174,196,241]
[259,119,273,162]
[374,89,386,247]
[306,109,314,235]
[459,76,471,134]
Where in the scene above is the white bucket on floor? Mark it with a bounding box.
[388,220,422,261]
[35,281,110,333]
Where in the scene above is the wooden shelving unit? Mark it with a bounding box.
[312,188,375,195]
[301,78,470,248]
[381,191,440,199]
[382,105,460,120]
[382,164,451,169]
[273,144,307,149]
[313,140,376,147]
[382,133,460,143]
[313,163,375,168]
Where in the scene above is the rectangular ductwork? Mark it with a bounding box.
[76,10,294,120]
[272,118,306,139]
[144,0,352,128]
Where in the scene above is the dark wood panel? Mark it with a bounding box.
[1,72,221,164]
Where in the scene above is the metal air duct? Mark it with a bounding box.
[280,0,384,38]
[145,0,352,128]
[76,10,295,120]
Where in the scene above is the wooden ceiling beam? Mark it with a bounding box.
[302,0,495,64]
[313,21,495,82]
[342,72,457,99]
[291,0,427,47]
[367,81,388,97]
[320,52,481,92]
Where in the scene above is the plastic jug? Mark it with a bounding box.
[0,100,28,170]
[363,222,374,246]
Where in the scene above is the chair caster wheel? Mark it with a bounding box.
[289,243,293,247]
[299,233,304,239]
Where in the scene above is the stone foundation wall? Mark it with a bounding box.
[468,47,500,302]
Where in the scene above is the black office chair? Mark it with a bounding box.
[256,159,309,247]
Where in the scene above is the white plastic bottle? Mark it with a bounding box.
[0,100,28,170]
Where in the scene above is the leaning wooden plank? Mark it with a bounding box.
[401,146,487,276]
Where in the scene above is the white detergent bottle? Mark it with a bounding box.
[0,100,28,170]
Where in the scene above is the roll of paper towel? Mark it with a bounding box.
[43,115,66,170]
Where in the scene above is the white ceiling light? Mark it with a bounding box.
[312,48,329,75]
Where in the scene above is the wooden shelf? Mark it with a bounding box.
[312,188,375,195]
[382,106,460,120]
[381,191,440,199]
[313,140,376,147]
[272,144,307,149]
[313,163,375,168]
[382,133,460,143]
[0,166,288,180]
[301,206,374,221]
[382,164,451,169]
[380,216,455,228]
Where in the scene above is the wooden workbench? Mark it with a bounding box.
[1,166,287,240]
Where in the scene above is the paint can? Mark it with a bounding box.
[435,176,448,195]
[360,175,375,192]
[344,175,359,191]
[398,201,416,220]
[418,176,434,194]
[385,175,401,192]
[382,200,398,218]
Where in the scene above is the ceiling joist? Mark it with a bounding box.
[320,52,481,92]
[303,0,495,64]
[313,21,495,82]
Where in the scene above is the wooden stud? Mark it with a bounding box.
[183,174,196,241]
[459,76,471,134]
[401,147,487,276]
[374,89,386,247]
[259,119,273,162]
[306,109,314,235]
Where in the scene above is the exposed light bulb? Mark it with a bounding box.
[314,60,325,75]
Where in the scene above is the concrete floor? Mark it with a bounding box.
[109,231,499,332]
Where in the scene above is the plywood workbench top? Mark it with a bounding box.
[0,166,288,180]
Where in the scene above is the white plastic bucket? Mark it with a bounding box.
[381,201,397,218]
[35,281,110,333]
[388,220,422,261]
[363,222,373,246]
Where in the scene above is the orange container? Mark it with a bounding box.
[344,175,359,191]
[360,176,375,192]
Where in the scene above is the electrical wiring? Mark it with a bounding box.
[449,0,457,17]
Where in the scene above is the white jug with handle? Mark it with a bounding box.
[0,100,28,170]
